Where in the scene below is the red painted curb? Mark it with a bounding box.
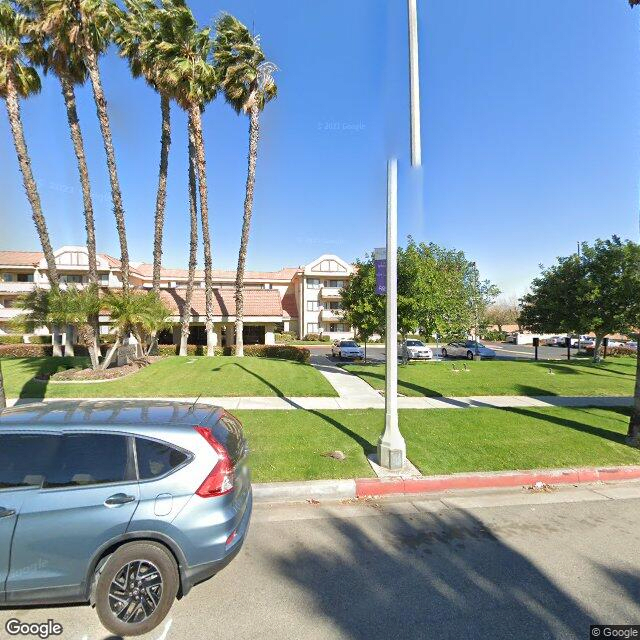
[355,466,640,497]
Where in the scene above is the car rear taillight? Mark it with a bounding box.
[194,425,234,497]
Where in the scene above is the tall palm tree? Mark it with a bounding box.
[179,120,198,355]
[115,0,172,294]
[0,0,59,289]
[214,14,277,356]
[158,1,217,354]
[74,0,130,290]
[20,0,99,284]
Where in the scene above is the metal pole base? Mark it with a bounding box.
[377,437,406,471]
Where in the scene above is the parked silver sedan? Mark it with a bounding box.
[331,340,365,359]
[401,339,433,360]
[441,340,496,360]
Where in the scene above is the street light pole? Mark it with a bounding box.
[378,158,406,470]
[408,0,421,167]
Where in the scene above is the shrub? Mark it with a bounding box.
[0,344,53,357]
[156,343,310,362]
[482,330,507,342]
[28,335,52,344]
[157,344,223,356]
[275,332,295,344]
[303,333,321,342]
[0,335,24,344]
[99,333,118,345]
[584,345,636,358]
[320,335,331,342]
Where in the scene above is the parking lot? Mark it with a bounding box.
[309,342,569,362]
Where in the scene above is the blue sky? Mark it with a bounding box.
[1,0,639,296]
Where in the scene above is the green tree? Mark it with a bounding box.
[102,290,171,367]
[214,13,277,357]
[520,237,640,362]
[340,257,385,360]
[0,1,59,288]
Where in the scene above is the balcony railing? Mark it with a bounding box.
[321,308,344,321]
[320,287,342,300]
[0,282,40,294]
[0,307,24,320]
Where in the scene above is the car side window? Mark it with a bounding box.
[43,433,135,489]
[136,438,188,480]
[0,433,60,490]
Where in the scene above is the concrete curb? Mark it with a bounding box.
[252,465,640,503]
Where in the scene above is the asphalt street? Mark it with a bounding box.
[4,482,640,640]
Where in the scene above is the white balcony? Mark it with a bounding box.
[320,287,342,300]
[321,308,344,321]
[0,307,24,320]
[0,282,39,294]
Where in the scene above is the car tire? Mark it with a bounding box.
[441,348,447,358]
[94,541,179,637]
[466,351,474,360]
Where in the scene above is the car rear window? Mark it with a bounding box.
[43,433,135,488]
[136,438,188,480]
[0,434,60,490]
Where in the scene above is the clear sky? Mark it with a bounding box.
[1,0,639,297]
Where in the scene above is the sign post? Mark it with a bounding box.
[377,159,406,470]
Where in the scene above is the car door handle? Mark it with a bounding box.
[0,507,16,519]
[104,493,136,507]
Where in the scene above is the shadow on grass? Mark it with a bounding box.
[503,406,632,447]
[344,365,443,398]
[16,357,84,401]
[307,409,376,457]
[271,509,597,639]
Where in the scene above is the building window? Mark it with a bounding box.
[329,301,342,310]
[16,274,33,283]
[306,300,321,311]
[307,278,321,289]
[306,323,319,334]
[328,323,347,333]
[100,273,110,285]
[324,280,344,288]
[2,274,13,282]
[60,275,84,284]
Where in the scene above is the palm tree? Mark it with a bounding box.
[20,0,99,284]
[158,1,217,354]
[179,120,199,355]
[214,14,277,356]
[75,0,130,290]
[0,1,59,289]
[115,0,172,294]
[102,290,170,367]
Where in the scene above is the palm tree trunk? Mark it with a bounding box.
[0,360,5,410]
[4,78,59,288]
[83,46,130,292]
[189,104,215,355]
[60,75,97,285]
[101,336,122,370]
[179,118,199,356]
[628,341,640,446]
[153,95,171,294]
[64,325,75,357]
[234,105,260,357]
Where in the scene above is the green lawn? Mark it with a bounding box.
[236,406,640,482]
[343,358,636,397]
[1,356,337,399]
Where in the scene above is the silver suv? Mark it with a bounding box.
[0,400,252,637]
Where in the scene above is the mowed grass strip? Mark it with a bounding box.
[235,407,640,483]
[1,356,337,399]
[343,358,636,397]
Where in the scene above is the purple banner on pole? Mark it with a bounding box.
[375,259,387,295]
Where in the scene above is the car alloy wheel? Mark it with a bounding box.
[466,351,474,360]
[441,348,447,358]
[108,560,163,624]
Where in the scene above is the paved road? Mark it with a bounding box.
[311,342,578,362]
[4,483,640,640]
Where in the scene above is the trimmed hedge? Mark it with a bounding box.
[584,345,636,358]
[28,335,52,344]
[157,343,310,363]
[0,344,109,358]
[0,335,24,345]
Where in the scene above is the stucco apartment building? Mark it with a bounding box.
[0,246,355,345]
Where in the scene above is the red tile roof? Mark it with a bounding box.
[0,251,44,266]
[135,262,300,282]
[160,287,284,318]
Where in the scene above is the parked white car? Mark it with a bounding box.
[401,339,433,360]
[331,339,364,359]
[441,340,496,360]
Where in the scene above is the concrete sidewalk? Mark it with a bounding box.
[6,394,633,410]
